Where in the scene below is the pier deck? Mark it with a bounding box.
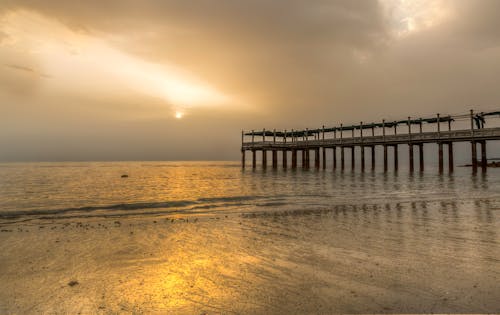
[241,110,500,173]
[243,128,500,149]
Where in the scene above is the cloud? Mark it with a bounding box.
[1,1,500,160]
[5,64,51,78]
[0,1,389,108]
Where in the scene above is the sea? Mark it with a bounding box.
[0,161,499,313]
[1,161,500,220]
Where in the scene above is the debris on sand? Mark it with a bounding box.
[68,280,79,287]
[121,174,129,178]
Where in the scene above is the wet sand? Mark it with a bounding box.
[0,200,499,314]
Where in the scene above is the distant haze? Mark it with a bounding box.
[1,0,500,161]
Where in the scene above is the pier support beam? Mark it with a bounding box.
[322,147,326,169]
[394,145,398,171]
[471,141,478,174]
[448,143,454,173]
[481,141,487,172]
[282,150,288,169]
[315,148,320,169]
[262,150,267,169]
[333,147,337,169]
[241,150,246,168]
[272,150,278,169]
[419,144,424,172]
[351,147,355,170]
[292,149,297,169]
[341,147,345,170]
[252,150,256,169]
[304,150,310,169]
[361,146,365,171]
[438,143,444,173]
[383,145,388,172]
[371,146,375,170]
[409,144,414,173]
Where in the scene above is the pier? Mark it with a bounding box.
[241,110,500,173]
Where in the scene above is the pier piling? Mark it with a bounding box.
[394,145,398,171]
[361,146,365,171]
[333,147,337,169]
[409,144,414,172]
[371,146,375,170]
[481,141,487,172]
[448,143,454,172]
[419,144,424,172]
[315,148,320,169]
[322,147,326,169]
[472,141,478,173]
[438,143,444,173]
[351,147,355,170]
[341,147,345,170]
[383,145,388,172]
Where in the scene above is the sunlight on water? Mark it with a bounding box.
[0,162,499,313]
[1,161,499,219]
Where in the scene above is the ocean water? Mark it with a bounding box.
[1,162,499,313]
[1,161,500,220]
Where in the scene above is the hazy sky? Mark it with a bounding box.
[1,0,500,161]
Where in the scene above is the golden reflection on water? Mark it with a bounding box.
[96,219,265,313]
[48,198,495,314]
[0,198,499,313]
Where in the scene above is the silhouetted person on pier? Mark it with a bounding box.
[474,114,485,129]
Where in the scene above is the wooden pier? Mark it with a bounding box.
[241,110,500,173]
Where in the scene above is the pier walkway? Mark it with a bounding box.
[241,110,500,173]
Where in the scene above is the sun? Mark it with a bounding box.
[175,111,184,119]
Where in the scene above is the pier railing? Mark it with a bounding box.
[242,127,500,149]
[240,110,500,173]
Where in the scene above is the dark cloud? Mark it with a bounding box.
[4,64,51,78]
[6,64,35,72]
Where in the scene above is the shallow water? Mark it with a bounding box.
[0,162,499,313]
[1,161,500,219]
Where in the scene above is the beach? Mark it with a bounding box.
[0,162,499,313]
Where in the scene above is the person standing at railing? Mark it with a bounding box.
[474,114,485,129]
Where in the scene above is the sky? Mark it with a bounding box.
[1,0,500,161]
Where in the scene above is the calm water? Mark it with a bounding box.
[1,161,500,220]
[1,162,499,313]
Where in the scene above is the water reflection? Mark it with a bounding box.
[2,197,499,313]
[0,163,499,313]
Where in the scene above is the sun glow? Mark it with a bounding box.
[380,0,454,37]
[175,111,184,119]
[0,10,229,109]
